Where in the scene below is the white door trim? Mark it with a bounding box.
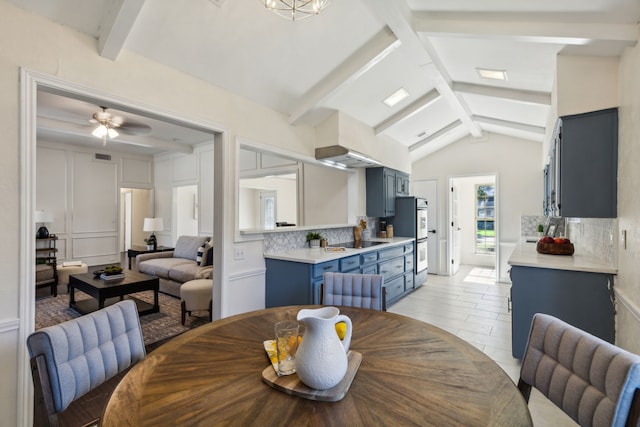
[18,68,228,426]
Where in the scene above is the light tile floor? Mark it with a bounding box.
[389,265,577,426]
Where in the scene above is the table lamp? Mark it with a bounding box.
[143,217,163,250]
[34,209,54,239]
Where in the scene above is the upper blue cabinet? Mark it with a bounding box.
[547,108,618,218]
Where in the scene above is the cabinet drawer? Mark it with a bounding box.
[405,272,414,291]
[385,276,404,300]
[361,251,378,265]
[312,260,339,279]
[405,254,414,271]
[404,243,414,254]
[378,258,405,280]
[378,246,404,260]
[340,255,361,272]
[361,265,377,275]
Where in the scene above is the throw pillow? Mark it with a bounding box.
[196,246,205,266]
[200,242,214,267]
[205,244,214,266]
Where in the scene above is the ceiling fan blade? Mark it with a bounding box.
[118,122,152,136]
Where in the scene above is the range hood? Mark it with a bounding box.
[315,145,381,168]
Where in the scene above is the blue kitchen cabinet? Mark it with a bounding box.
[366,167,397,217]
[265,259,337,307]
[265,242,415,308]
[510,265,615,359]
[548,108,618,218]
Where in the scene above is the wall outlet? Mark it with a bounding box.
[234,247,245,260]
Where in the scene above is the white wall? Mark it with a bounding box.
[556,55,619,117]
[412,133,542,279]
[615,44,640,354]
[0,3,321,425]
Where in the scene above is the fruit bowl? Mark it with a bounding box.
[536,241,574,255]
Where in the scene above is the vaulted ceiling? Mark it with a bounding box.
[13,0,640,159]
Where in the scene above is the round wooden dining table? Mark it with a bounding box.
[101,305,532,426]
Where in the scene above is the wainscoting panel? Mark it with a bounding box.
[121,157,153,187]
[0,324,19,425]
[72,152,118,233]
[225,268,266,317]
[72,235,119,265]
[614,288,640,354]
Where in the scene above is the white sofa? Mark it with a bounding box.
[136,235,213,298]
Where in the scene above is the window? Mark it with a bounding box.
[475,184,495,254]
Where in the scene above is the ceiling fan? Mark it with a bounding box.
[90,106,152,145]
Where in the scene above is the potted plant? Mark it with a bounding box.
[306,231,322,248]
[537,224,544,237]
[144,234,157,250]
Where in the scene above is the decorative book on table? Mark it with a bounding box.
[100,273,125,281]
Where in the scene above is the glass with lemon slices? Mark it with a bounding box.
[274,321,301,376]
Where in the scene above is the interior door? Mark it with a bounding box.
[260,191,277,229]
[413,179,439,274]
[449,182,461,276]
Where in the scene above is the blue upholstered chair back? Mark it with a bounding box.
[322,272,386,311]
[518,313,640,427]
[27,300,146,416]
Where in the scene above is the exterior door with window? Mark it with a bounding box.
[475,184,495,255]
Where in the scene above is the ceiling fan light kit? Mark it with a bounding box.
[262,0,330,21]
[91,106,120,146]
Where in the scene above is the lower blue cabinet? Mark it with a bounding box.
[265,242,416,308]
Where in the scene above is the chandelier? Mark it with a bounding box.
[262,0,330,21]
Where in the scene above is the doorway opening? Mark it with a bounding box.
[22,70,225,425]
[448,175,498,278]
[120,188,153,252]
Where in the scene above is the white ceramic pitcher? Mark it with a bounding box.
[295,306,352,390]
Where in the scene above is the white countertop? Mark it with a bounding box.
[508,240,617,274]
[264,237,415,264]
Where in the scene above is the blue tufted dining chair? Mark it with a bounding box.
[518,313,640,427]
[322,272,386,311]
[27,300,146,427]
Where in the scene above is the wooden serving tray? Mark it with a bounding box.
[536,241,575,255]
[261,350,362,402]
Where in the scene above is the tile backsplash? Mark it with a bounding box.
[521,215,547,236]
[565,217,617,265]
[263,226,357,253]
[521,215,617,266]
[520,215,565,237]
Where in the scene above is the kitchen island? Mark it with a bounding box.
[508,240,616,358]
[264,237,415,308]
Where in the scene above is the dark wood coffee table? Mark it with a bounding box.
[69,270,160,316]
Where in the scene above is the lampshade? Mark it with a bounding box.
[143,217,164,232]
[34,209,54,223]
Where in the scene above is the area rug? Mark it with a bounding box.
[36,290,209,345]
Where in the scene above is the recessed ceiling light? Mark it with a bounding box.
[383,88,409,107]
[476,68,508,81]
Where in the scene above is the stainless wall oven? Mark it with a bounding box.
[391,196,428,286]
